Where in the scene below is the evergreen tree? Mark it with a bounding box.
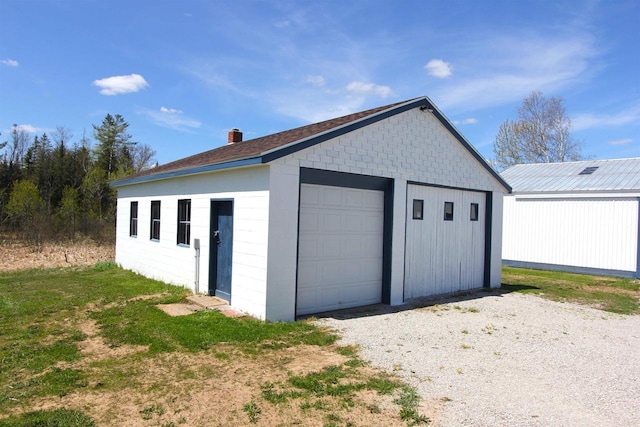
[93,114,135,179]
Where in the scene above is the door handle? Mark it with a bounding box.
[214,230,221,246]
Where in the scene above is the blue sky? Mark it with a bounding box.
[1,0,638,166]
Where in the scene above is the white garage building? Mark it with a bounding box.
[502,158,640,278]
[112,97,510,321]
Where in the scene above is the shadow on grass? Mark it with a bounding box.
[304,283,540,321]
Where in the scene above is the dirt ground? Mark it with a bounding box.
[0,239,115,271]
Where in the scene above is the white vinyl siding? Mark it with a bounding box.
[404,185,486,299]
[296,184,384,315]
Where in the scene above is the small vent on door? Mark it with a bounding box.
[578,166,599,175]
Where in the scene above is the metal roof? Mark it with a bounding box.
[501,158,640,193]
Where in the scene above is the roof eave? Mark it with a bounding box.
[110,157,263,187]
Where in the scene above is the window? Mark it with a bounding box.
[470,203,479,221]
[177,199,191,245]
[129,202,138,237]
[412,199,424,220]
[150,201,161,241]
[443,201,454,221]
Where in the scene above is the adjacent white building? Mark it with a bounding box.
[502,158,640,278]
[111,97,510,321]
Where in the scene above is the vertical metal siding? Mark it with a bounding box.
[502,197,639,272]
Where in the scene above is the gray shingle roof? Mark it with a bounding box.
[501,158,640,193]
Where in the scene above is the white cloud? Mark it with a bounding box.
[160,106,183,114]
[432,35,598,112]
[346,81,394,98]
[425,59,452,78]
[275,95,367,124]
[572,104,640,131]
[141,107,201,131]
[1,59,19,67]
[274,20,290,29]
[608,138,633,145]
[306,75,325,86]
[93,74,149,95]
[453,118,478,125]
[15,124,40,133]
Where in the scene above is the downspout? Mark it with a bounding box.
[194,238,201,294]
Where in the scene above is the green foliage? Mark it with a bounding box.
[395,387,431,425]
[139,403,165,420]
[242,401,262,424]
[502,267,640,314]
[366,376,400,395]
[0,408,95,427]
[92,301,335,354]
[93,261,119,271]
[57,186,80,239]
[92,113,134,178]
[5,180,46,244]
[0,114,153,242]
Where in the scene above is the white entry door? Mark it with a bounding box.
[297,184,384,315]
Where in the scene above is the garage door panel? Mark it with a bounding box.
[322,187,342,206]
[297,184,384,316]
[300,185,320,204]
[297,261,319,286]
[299,211,319,231]
[404,184,485,299]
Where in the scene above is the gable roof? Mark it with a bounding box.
[112,96,510,191]
[501,158,640,194]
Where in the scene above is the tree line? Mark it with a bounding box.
[0,114,155,245]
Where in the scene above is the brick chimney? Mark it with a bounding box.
[228,128,243,144]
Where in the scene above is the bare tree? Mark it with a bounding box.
[131,143,157,173]
[4,124,30,166]
[493,91,583,170]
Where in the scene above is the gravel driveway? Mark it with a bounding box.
[316,292,640,426]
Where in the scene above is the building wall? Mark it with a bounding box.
[115,107,507,321]
[502,195,639,275]
[115,165,271,319]
[270,107,506,314]
[264,163,300,321]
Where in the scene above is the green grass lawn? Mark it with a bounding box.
[0,264,427,426]
[502,266,640,315]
